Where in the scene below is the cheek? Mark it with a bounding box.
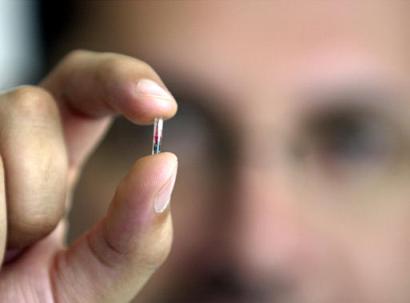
[315,197,410,302]
[343,215,410,303]
[296,172,410,302]
[364,202,410,299]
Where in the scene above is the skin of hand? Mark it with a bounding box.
[0,50,178,303]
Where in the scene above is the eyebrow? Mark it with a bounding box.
[297,80,407,121]
[298,81,410,139]
[299,78,404,106]
[166,75,235,131]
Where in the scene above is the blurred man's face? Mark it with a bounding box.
[75,1,410,302]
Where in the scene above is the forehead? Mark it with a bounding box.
[129,3,406,63]
[91,1,409,119]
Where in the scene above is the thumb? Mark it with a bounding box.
[52,152,177,303]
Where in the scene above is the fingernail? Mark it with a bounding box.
[154,166,177,213]
[136,79,173,101]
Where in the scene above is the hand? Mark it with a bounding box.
[0,50,178,303]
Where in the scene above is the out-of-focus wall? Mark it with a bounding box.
[0,0,42,89]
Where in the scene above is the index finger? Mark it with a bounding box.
[40,50,177,173]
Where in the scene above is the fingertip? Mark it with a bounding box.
[123,152,178,192]
[152,151,178,167]
[121,79,178,125]
[111,152,178,220]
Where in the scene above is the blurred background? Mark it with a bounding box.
[0,0,42,89]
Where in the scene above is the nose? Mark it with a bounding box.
[226,160,312,282]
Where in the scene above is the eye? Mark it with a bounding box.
[300,107,401,173]
[313,112,390,162]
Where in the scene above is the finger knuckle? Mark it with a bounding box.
[9,85,58,119]
[29,137,68,191]
[7,158,67,248]
[135,59,156,75]
[63,49,92,64]
[24,211,60,234]
[97,52,156,78]
[97,53,128,76]
[99,52,121,65]
[9,208,62,247]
